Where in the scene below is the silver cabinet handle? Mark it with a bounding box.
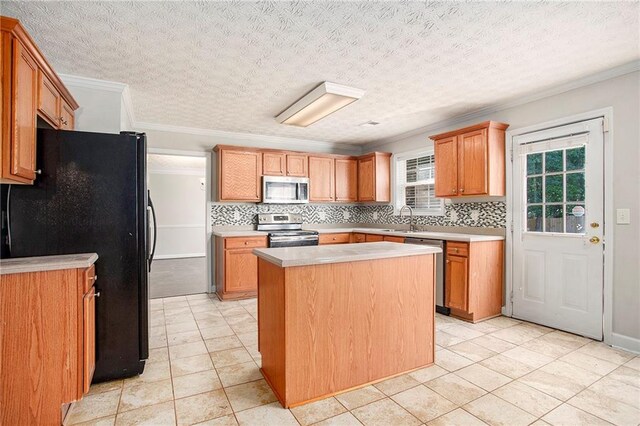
[93,275,98,282]
[94,292,101,298]
[34,169,42,175]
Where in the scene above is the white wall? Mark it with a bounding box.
[364,71,640,347]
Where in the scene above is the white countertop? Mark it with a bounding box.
[254,242,441,267]
[0,253,98,275]
[211,229,268,237]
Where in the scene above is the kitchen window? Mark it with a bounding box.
[394,149,444,215]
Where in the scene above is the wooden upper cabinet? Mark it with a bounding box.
[286,154,308,177]
[430,121,508,198]
[309,156,335,201]
[217,147,262,201]
[1,16,79,185]
[357,152,391,202]
[334,158,357,202]
[263,152,286,176]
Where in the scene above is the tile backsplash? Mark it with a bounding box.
[211,202,506,228]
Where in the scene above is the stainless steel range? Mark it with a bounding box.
[257,213,319,248]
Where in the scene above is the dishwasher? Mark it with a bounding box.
[405,238,449,315]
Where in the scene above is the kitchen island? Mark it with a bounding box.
[253,242,440,408]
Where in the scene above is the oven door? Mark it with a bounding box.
[262,176,309,204]
[269,235,319,248]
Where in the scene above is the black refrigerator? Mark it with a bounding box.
[0,128,154,383]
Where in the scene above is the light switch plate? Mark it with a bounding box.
[233,211,240,221]
[343,210,350,220]
[318,211,327,221]
[373,212,378,220]
[616,208,631,224]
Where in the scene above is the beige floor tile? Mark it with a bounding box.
[313,412,362,426]
[236,331,258,347]
[235,401,298,426]
[74,416,117,426]
[193,310,225,322]
[542,403,612,426]
[425,373,486,405]
[87,380,123,396]
[224,313,254,326]
[374,374,421,396]
[624,357,640,372]
[67,390,121,424]
[170,353,214,377]
[391,384,457,423]
[244,344,261,362]
[559,351,619,376]
[483,316,522,328]
[173,370,223,399]
[460,320,502,334]
[501,346,554,368]
[200,324,236,339]
[169,340,209,360]
[454,364,511,391]
[492,380,561,417]
[211,347,254,368]
[426,408,486,426]
[175,389,233,426]
[205,335,243,353]
[218,305,248,316]
[530,421,551,426]
[225,379,277,412]
[438,324,484,341]
[587,376,640,407]
[576,341,635,365]
[521,337,575,358]
[408,365,448,383]
[470,334,517,353]
[448,341,497,362]
[518,371,585,401]
[464,394,536,426]
[435,348,474,371]
[167,330,203,346]
[114,401,175,426]
[540,360,601,387]
[192,414,238,425]
[124,360,170,384]
[119,379,173,412]
[217,361,264,387]
[191,303,220,313]
[166,319,199,334]
[335,385,386,410]
[436,330,465,347]
[489,324,543,345]
[608,365,640,388]
[196,317,228,330]
[479,354,535,379]
[230,321,258,335]
[568,388,640,425]
[537,330,591,350]
[150,333,168,349]
[148,347,170,363]
[290,397,347,425]
[351,398,421,426]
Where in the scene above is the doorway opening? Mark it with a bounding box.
[148,153,208,298]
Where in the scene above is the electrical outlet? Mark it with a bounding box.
[373,212,378,220]
[617,208,631,224]
[470,210,479,221]
[233,210,240,221]
[343,210,350,220]
[318,211,327,221]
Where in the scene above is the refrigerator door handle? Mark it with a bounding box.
[148,193,157,272]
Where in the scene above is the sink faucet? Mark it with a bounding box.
[399,205,417,232]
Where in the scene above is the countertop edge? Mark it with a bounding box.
[0,253,99,275]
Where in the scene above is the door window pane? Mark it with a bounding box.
[527,176,542,203]
[566,147,585,171]
[566,204,586,234]
[545,205,564,233]
[527,153,542,175]
[545,150,563,173]
[566,172,585,202]
[527,206,543,232]
[545,175,564,203]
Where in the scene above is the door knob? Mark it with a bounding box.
[589,236,600,244]
[590,223,600,228]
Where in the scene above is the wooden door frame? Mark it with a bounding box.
[505,107,614,345]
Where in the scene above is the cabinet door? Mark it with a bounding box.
[357,156,375,201]
[335,158,357,201]
[365,234,384,242]
[83,287,96,394]
[224,249,259,293]
[352,233,366,243]
[383,236,405,243]
[445,255,468,311]
[10,39,38,181]
[219,149,262,201]
[37,71,60,128]
[263,152,285,176]
[457,129,488,195]
[308,156,335,201]
[286,154,308,177]
[60,99,74,130]
[434,136,458,197]
[319,233,351,245]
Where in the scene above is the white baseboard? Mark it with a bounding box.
[154,253,206,260]
[609,332,640,355]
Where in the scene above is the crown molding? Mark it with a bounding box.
[365,59,640,149]
[58,73,129,93]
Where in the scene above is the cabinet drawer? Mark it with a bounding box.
[83,265,96,294]
[352,233,366,243]
[383,236,405,243]
[365,234,384,242]
[319,233,351,245]
[225,236,267,249]
[447,242,469,257]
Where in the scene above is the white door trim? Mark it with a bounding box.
[505,107,614,345]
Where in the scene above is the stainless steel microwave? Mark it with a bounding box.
[262,176,309,204]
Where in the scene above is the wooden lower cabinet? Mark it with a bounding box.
[215,236,267,300]
[444,240,504,322]
[351,233,366,243]
[365,234,384,242]
[319,233,351,245]
[383,235,405,243]
[0,264,97,424]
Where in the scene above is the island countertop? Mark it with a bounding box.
[253,241,441,268]
[0,253,98,275]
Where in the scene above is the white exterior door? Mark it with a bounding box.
[512,118,604,339]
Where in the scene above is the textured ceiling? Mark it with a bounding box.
[3,1,638,144]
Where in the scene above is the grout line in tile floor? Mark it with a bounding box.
[65,293,640,426]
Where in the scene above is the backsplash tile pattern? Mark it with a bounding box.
[211,202,506,228]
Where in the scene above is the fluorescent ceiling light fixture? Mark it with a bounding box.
[276,82,365,127]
